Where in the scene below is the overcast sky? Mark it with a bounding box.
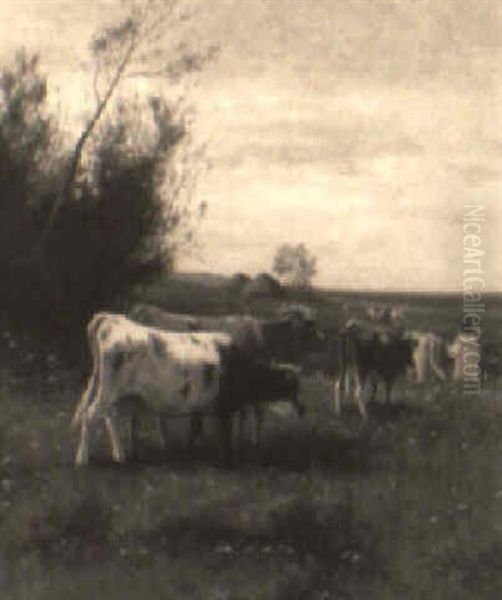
[1,0,501,291]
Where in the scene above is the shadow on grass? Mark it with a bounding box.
[81,428,377,478]
[137,493,384,579]
[76,399,432,475]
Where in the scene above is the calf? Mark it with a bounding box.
[156,361,304,453]
[334,319,415,419]
[220,361,304,449]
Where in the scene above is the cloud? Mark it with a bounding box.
[3,0,500,291]
[444,162,501,186]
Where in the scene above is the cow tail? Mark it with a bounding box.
[70,314,105,429]
[71,369,98,429]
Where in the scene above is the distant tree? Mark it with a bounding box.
[272,243,317,288]
[243,273,283,298]
[227,272,251,295]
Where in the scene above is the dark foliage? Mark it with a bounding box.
[0,52,193,345]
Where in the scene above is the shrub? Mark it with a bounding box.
[0,52,200,345]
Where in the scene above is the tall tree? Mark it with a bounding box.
[0,1,217,336]
[41,0,217,244]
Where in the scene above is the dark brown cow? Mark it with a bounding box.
[334,318,416,419]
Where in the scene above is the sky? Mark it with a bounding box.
[1,0,501,291]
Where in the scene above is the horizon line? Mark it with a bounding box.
[172,271,502,296]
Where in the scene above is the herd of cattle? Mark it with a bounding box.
[71,303,498,467]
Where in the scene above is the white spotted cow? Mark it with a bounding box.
[72,313,238,466]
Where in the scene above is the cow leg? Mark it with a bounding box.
[384,379,393,405]
[75,415,90,467]
[333,377,343,416]
[130,414,140,459]
[104,414,125,463]
[158,418,169,451]
[250,404,263,448]
[237,408,247,447]
[354,372,368,420]
[334,370,350,416]
[188,412,203,448]
[369,373,378,404]
[218,411,234,467]
[291,390,305,418]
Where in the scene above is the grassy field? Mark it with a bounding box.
[1,286,502,599]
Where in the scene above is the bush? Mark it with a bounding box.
[0,52,199,344]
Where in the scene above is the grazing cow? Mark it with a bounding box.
[72,313,241,466]
[448,333,499,395]
[406,331,449,384]
[130,304,199,332]
[130,303,322,363]
[333,319,416,419]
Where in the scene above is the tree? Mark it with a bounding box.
[44,96,192,324]
[0,1,215,337]
[272,243,317,289]
[0,52,64,326]
[42,0,218,244]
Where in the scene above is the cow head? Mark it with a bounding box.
[278,304,325,345]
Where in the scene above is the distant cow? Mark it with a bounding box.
[333,319,416,419]
[366,303,406,330]
[72,313,243,466]
[406,331,449,384]
[448,333,500,395]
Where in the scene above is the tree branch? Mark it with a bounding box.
[39,35,139,246]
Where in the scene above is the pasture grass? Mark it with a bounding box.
[2,363,502,599]
[1,289,502,598]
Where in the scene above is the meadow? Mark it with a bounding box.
[1,281,502,599]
